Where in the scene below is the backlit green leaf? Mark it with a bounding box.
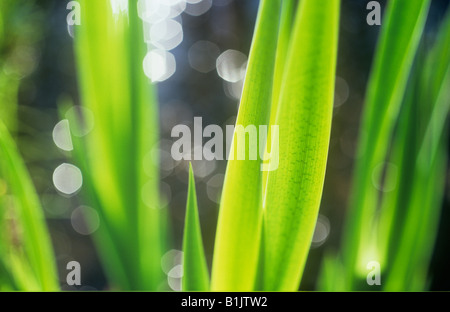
[0,121,58,291]
[211,0,282,291]
[340,0,430,288]
[73,0,164,290]
[262,0,340,291]
[182,164,210,291]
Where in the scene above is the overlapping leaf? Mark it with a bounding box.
[182,164,209,291]
[0,121,58,291]
[72,0,164,290]
[340,0,431,288]
[211,0,282,291]
[262,0,340,291]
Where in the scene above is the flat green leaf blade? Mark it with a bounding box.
[74,0,140,289]
[268,0,296,129]
[379,11,450,280]
[128,0,165,291]
[263,0,296,191]
[211,0,281,291]
[0,121,58,291]
[263,0,340,291]
[182,164,209,291]
[341,0,430,287]
[74,0,163,290]
[386,63,450,291]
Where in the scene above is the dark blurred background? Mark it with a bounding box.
[8,0,450,290]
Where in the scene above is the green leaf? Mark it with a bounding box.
[73,0,164,290]
[210,0,282,291]
[262,0,296,192]
[385,24,450,289]
[378,12,450,285]
[0,121,58,291]
[182,164,209,292]
[262,0,340,291]
[340,0,431,288]
[376,53,424,271]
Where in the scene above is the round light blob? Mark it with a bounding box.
[138,0,170,24]
[110,0,129,15]
[190,149,216,179]
[206,173,224,203]
[65,106,95,137]
[168,276,182,291]
[166,0,186,5]
[188,41,221,73]
[216,50,248,83]
[143,49,176,82]
[71,206,100,235]
[161,249,183,274]
[151,19,183,51]
[168,264,183,278]
[185,0,212,16]
[311,214,331,248]
[167,0,187,18]
[334,76,350,107]
[53,120,73,151]
[167,264,183,291]
[53,163,83,196]
[223,80,245,100]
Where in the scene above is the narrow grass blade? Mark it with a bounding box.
[385,60,450,291]
[340,0,430,288]
[375,42,431,272]
[408,142,447,291]
[262,0,296,192]
[211,0,282,291]
[400,14,450,290]
[378,11,450,282]
[0,121,58,291]
[262,0,340,291]
[73,0,164,290]
[129,1,165,291]
[270,0,296,112]
[182,164,209,291]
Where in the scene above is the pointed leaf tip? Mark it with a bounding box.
[182,164,210,291]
